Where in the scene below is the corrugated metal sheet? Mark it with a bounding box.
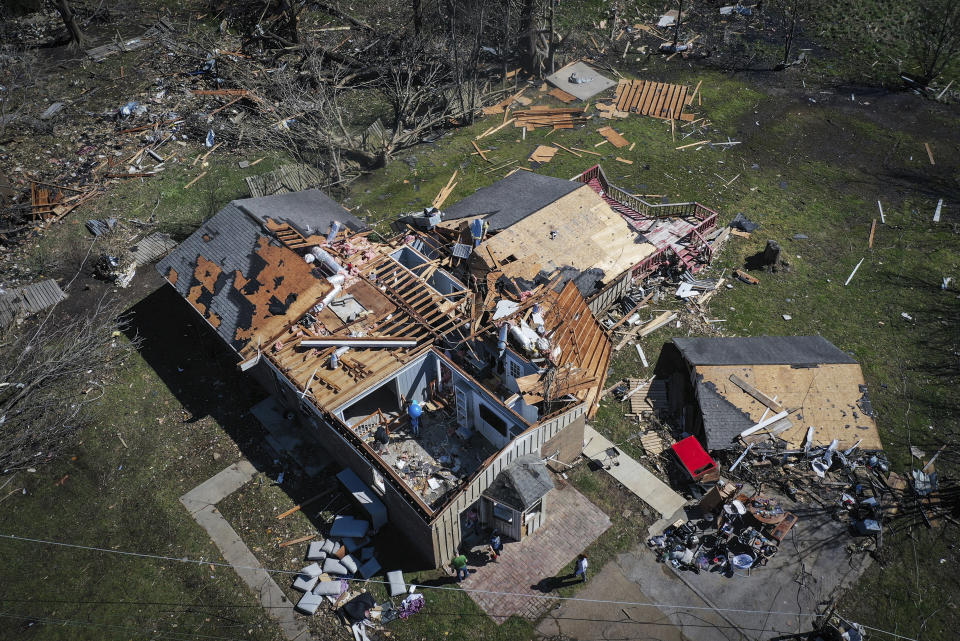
[0,279,67,327]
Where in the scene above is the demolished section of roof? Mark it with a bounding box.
[483,454,553,511]
[470,184,656,289]
[441,171,580,231]
[674,335,857,367]
[157,201,336,353]
[237,188,367,237]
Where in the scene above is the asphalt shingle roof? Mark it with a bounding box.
[482,454,553,511]
[441,171,581,231]
[673,336,856,367]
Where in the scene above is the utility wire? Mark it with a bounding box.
[0,532,919,641]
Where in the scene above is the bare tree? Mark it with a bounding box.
[908,0,960,85]
[49,0,86,50]
[0,297,137,472]
[780,0,807,69]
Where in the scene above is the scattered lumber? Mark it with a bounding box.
[734,269,759,284]
[638,311,677,337]
[482,88,526,115]
[548,88,578,103]
[529,145,558,164]
[676,139,710,150]
[183,171,207,190]
[597,126,629,147]
[514,107,587,130]
[925,142,935,165]
[432,170,458,208]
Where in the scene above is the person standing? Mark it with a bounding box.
[408,399,423,436]
[489,530,503,562]
[574,554,589,582]
[451,554,469,582]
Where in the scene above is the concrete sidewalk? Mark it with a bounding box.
[583,425,687,519]
[180,461,312,641]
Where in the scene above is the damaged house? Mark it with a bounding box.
[664,336,883,453]
[158,187,612,566]
[398,164,723,316]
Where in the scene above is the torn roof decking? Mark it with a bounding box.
[512,280,612,416]
[696,363,882,451]
[466,184,657,288]
[157,191,368,353]
[265,251,471,413]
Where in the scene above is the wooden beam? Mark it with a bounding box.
[728,374,784,412]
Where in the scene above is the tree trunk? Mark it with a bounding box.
[672,0,684,48]
[519,0,538,75]
[51,0,86,50]
[412,0,423,37]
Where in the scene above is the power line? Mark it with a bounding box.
[0,532,918,641]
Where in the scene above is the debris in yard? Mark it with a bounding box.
[844,257,864,286]
[933,198,943,223]
[734,269,759,284]
[612,78,698,121]
[597,126,629,147]
[528,145,558,164]
[86,218,118,236]
[729,212,758,232]
[925,142,935,165]
[548,88,578,103]
[514,107,587,130]
[0,279,67,328]
[544,61,616,101]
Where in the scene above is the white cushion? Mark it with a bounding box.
[312,579,343,596]
[296,591,324,615]
[306,541,328,561]
[386,570,406,597]
[323,558,348,575]
[292,574,319,592]
[341,554,358,574]
[300,562,322,578]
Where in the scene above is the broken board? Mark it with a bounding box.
[597,126,629,148]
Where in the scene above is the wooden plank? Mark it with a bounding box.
[615,80,633,112]
[728,374,784,412]
[279,533,316,548]
[640,82,660,115]
[868,218,877,248]
[635,81,653,113]
[548,87,578,103]
[925,142,935,165]
[597,126,629,148]
[688,79,703,105]
[672,87,688,119]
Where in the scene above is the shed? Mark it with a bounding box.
[671,336,882,452]
[481,454,553,541]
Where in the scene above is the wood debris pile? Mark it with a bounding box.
[513,107,588,130]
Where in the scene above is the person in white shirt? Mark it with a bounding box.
[574,554,588,582]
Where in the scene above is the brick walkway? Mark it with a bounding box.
[460,482,611,623]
